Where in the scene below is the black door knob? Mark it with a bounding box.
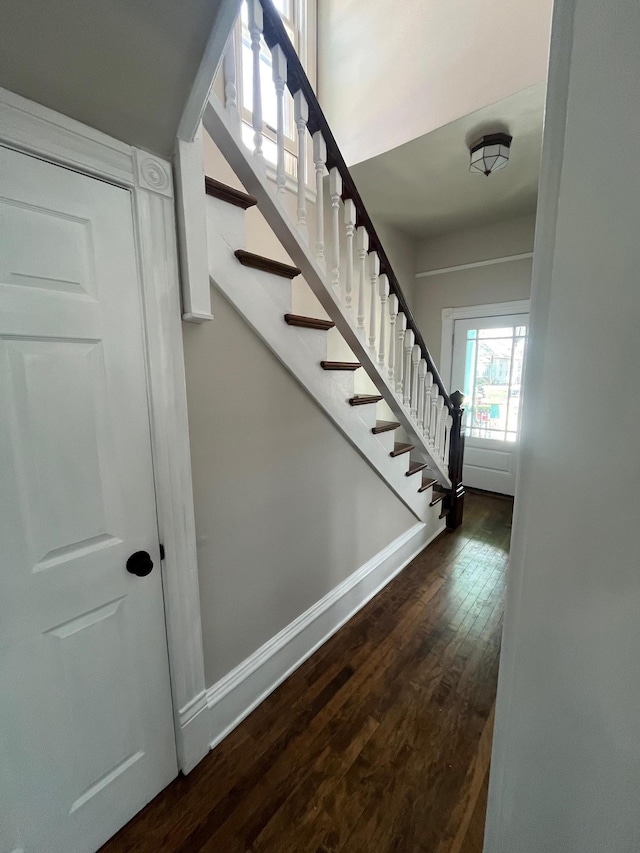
[126,550,154,577]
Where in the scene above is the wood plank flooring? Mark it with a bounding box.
[101,492,511,853]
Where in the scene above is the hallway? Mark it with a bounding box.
[101,492,511,853]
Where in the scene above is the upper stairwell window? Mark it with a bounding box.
[235,0,316,181]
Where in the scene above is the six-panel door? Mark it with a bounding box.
[0,146,177,853]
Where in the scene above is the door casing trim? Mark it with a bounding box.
[0,86,209,773]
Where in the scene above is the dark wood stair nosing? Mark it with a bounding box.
[348,394,383,406]
[204,176,258,209]
[430,490,448,507]
[234,249,301,279]
[284,313,335,331]
[417,477,438,493]
[372,420,401,435]
[390,443,414,458]
[406,460,429,477]
[320,361,362,371]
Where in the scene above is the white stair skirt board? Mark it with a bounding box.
[206,520,443,749]
[203,96,451,487]
[206,197,439,520]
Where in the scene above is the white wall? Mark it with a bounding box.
[183,287,417,685]
[484,0,640,850]
[413,215,535,369]
[317,0,552,166]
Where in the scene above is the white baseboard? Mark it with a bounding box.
[205,519,445,750]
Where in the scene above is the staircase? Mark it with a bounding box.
[200,0,465,529]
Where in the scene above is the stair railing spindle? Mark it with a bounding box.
[435,396,445,459]
[223,37,239,122]
[403,329,415,408]
[247,0,264,163]
[344,199,356,310]
[417,359,427,429]
[293,91,309,241]
[424,372,434,439]
[313,131,327,266]
[410,345,420,419]
[329,167,342,294]
[396,313,406,394]
[356,226,368,330]
[368,251,380,349]
[271,45,287,196]
[388,294,398,381]
[378,274,389,365]
[444,415,453,470]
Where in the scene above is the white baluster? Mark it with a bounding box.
[356,226,368,330]
[444,414,453,468]
[344,199,356,310]
[368,251,380,349]
[378,274,389,364]
[330,167,342,293]
[424,372,434,439]
[410,345,420,419]
[271,45,287,197]
[223,37,239,122]
[388,295,398,381]
[430,388,439,442]
[247,0,264,163]
[396,313,406,394]
[294,91,309,241]
[313,132,327,266]
[417,359,427,429]
[403,329,415,408]
[435,396,445,459]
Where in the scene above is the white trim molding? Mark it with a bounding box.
[440,300,531,388]
[416,252,533,279]
[205,521,443,749]
[175,125,213,323]
[0,87,209,775]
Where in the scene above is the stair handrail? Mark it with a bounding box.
[258,0,453,410]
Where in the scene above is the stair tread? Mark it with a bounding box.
[390,443,414,457]
[406,460,429,477]
[235,249,301,279]
[372,420,401,434]
[284,314,335,331]
[430,489,448,507]
[417,477,438,493]
[204,176,257,209]
[321,361,362,371]
[349,394,383,406]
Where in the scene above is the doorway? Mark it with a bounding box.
[443,302,529,496]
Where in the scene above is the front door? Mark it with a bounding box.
[0,146,177,853]
[451,312,528,496]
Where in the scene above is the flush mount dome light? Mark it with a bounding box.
[469,132,512,176]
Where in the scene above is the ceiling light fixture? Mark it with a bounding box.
[469,133,512,176]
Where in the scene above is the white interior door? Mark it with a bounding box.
[0,146,177,853]
[451,312,528,496]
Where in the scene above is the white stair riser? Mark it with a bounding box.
[205,194,247,250]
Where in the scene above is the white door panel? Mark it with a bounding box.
[0,146,177,853]
[451,312,528,496]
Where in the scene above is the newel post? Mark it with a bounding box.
[446,390,466,530]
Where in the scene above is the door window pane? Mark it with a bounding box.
[460,324,527,441]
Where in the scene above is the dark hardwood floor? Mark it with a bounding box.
[101,492,511,853]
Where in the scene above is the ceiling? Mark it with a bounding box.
[0,0,235,156]
[349,83,546,240]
